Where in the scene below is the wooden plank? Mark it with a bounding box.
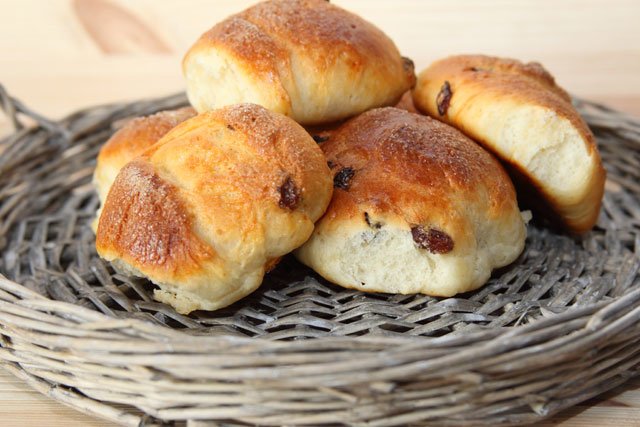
[0,0,638,118]
[535,377,640,426]
[0,368,117,427]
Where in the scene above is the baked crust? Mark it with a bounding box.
[93,107,196,203]
[96,104,333,313]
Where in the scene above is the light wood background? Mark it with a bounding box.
[1,1,640,426]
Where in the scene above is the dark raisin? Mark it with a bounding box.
[436,81,453,116]
[364,211,372,226]
[402,57,417,87]
[227,124,235,131]
[312,135,329,143]
[411,225,454,254]
[402,56,414,73]
[334,167,355,190]
[278,176,300,210]
[364,212,382,229]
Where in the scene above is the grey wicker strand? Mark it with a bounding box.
[0,86,639,426]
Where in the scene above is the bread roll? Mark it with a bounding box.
[96,104,333,314]
[296,107,527,297]
[394,91,419,114]
[93,107,196,203]
[182,0,415,125]
[412,55,605,234]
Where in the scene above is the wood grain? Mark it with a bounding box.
[1,0,639,426]
[0,0,638,119]
[73,0,172,54]
[0,369,116,427]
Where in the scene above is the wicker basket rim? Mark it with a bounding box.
[0,90,633,348]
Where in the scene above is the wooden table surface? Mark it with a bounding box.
[1,1,639,426]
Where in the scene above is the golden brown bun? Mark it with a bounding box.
[296,107,527,297]
[412,55,605,234]
[96,104,333,314]
[182,0,415,125]
[93,107,196,203]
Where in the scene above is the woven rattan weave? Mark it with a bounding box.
[0,85,639,426]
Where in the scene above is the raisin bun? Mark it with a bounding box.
[93,107,196,204]
[96,104,333,314]
[412,55,605,234]
[295,107,527,297]
[182,0,415,125]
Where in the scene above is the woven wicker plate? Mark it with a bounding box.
[0,84,639,427]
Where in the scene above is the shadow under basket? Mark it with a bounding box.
[0,85,639,426]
